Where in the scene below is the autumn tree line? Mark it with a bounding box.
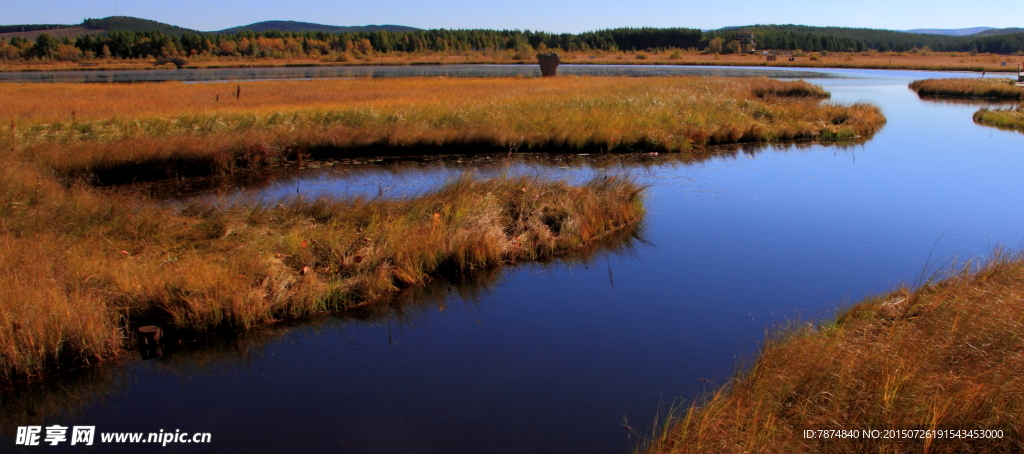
[709,25,1024,54]
[2,25,1023,63]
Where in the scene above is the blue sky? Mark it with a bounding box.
[3,0,1019,33]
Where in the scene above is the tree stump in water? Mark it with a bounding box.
[138,325,162,345]
[138,325,164,359]
[538,52,560,77]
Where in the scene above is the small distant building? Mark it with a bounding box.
[737,32,756,53]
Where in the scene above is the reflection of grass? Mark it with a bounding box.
[910,78,1024,99]
[0,77,884,184]
[0,366,126,435]
[0,164,644,384]
[139,140,873,201]
[0,223,641,423]
[974,106,1024,132]
[642,253,1024,454]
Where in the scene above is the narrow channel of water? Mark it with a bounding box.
[0,64,837,83]
[3,68,1023,454]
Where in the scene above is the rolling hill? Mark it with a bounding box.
[904,27,993,36]
[216,21,419,34]
[972,27,1024,36]
[80,16,200,35]
[0,16,199,40]
[0,16,419,40]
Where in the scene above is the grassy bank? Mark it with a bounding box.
[0,163,644,383]
[909,78,1024,99]
[642,254,1024,454]
[0,77,884,184]
[974,107,1024,132]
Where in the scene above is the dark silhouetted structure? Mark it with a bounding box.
[538,52,560,77]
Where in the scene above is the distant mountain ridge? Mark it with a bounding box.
[904,27,993,36]
[902,27,1024,37]
[972,27,1024,36]
[216,21,419,34]
[82,16,200,35]
[0,16,419,39]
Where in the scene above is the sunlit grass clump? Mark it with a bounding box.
[642,253,1024,454]
[0,157,644,382]
[974,106,1024,132]
[909,78,1024,99]
[0,77,884,183]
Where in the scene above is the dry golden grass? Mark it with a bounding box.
[0,77,884,183]
[643,253,1024,454]
[974,107,1024,132]
[910,78,1024,99]
[0,158,644,383]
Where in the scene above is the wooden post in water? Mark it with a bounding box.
[138,325,162,345]
[138,325,164,359]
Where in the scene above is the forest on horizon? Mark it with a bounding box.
[2,19,1023,62]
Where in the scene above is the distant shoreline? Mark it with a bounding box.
[1,52,1021,75]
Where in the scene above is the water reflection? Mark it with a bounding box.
[131,137,876,202]
[0,223,642,437]
[0,65,839,84]
[911,94,1022,134]
[0,367,128,438]
[914,95,1020,106]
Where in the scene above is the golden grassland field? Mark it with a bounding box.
[641,253,1024,454]
[1,77,884,183]
[0,76,885,386]
[2,50,1023,73]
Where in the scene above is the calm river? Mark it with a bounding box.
[2,66,1022,454]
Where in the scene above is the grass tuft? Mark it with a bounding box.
[974,106,1024,132]
[909,78,1024,99]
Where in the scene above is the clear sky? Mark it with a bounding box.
[3,0,1020,33]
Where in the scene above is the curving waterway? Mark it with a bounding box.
[2,66,1023,454]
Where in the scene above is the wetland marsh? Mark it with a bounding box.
[2,67,1024,453]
